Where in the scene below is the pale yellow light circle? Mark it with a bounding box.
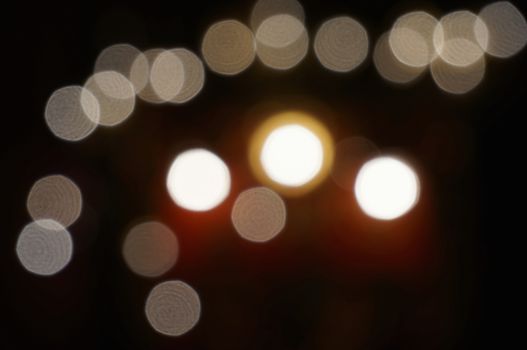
[314,16,369,72]
[249,111,334,196]
[478,1,527,58]
[145,280,201,336]
[16,219,73,276]
[255,14,309,70]
[133,48,165,104]
[250,0,305,32]
[169,48,206,104]
[433,11,489,67]
[388,11,439,67]
[355,156,420,220]
[201,20,256,75]
[430,55,486,94]
[83,71,136,126]
[45,86,100,142]
[166,148,231,211]
[374,32,426,84]
[94,43,149,93]
[231,187,286,243]
[27,175,82,228]
[122,221,179,278]
[150,50,186,102]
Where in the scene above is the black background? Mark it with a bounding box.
[3,0,525,349]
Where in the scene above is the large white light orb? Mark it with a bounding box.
[166,149,231,211]
[354,156,420,220]
[261,124,324,187]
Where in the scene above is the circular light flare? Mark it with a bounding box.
[255,14,309,70]
[388,11,439,67]
[133,48,166,104]
[355,156,420,220]
[27,174,82,228]
[122,221,179,278]
[169,48,206,104]
[16,219,73,276]
[250,0,305,32]
[314,16,369,73]
[201,19,256,75]
[145,280,201,336]
[45,86,100,141]
[166,149,231,212]
[478,1,527,58]
[373,32,426,84]
[231,187,286,243]
[430,56,486,94]
[150,50,186,102]
[249,111,334,196]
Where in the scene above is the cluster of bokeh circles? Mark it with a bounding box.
[18,0,526,337]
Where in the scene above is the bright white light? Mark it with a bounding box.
[260,124,324,187]
[166,149,231,211]
[354,156,420,220]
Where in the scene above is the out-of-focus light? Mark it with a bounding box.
[150,50,186,102]
[478,1,527,58]
[133,48,166,104]
[169,48,206,104]
[45,86,100,141]
[433,11,488,67]
[255,14,309,70]
[250,0,305,32]
[231,187,286,243]
[122,221,178,278]
[83,71,136,126]
[27,175,82,228]
[166,149,231,211]
[430,56,486,94]
[355,156,420,220]
[331,137,379,191]
[16,220,73,276]
[145,280,201,336]
[201,20,256,75]
[374,32,426,84]
[314,16,369,73]
[389,11,438,67]
[249,111,334,196]
[94,43,149,93]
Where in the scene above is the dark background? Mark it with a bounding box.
[3,0,525,349]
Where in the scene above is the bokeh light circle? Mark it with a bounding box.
[231,187,286,243]
[354,156,420,220]
[145,280,201,336]
[166,149,231,211]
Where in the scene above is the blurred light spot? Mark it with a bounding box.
[255,14,309,70]
[249,111,334,196]
[433,11,488,67]
[314,16,369,73]
[430,56,486,94]
[16,220,73,276]
[45,86,100,141]
[478,1,527,58]
[150,50,186,102]
[231,187,286,243]
[27,175,82,228]
[166,149,231,211]
[389,11,438,67]
[169,48,206,104]
[374,32,426,84]
[145,280,201,336]
[133,48,165,103]
[84,71,136,126]
[355,156,420,220]
[201,20,256,75]
[123,221,178,278]
[250,0,305,32]
[331,137,380,191]
[94,43,149,93]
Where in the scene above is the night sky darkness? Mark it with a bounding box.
[3,0,525,349]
